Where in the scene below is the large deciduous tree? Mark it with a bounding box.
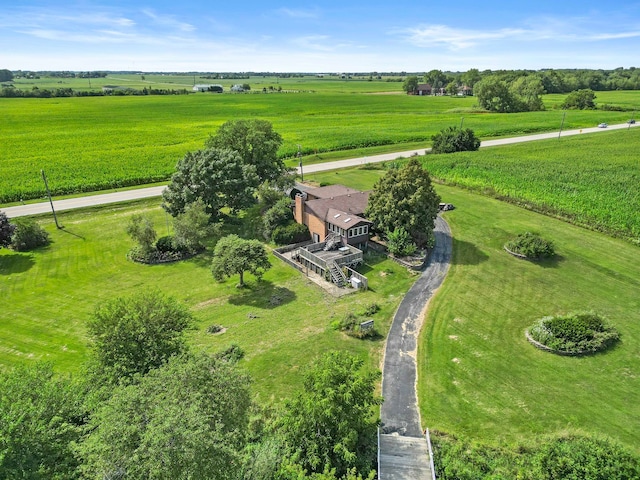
[162,147,258,220]
[79,353,251,480]
[510,75,545,111]
[402,76,419,94]
[365,158,441,248]
[205,119,285,184]
[211,234,271,287]
[172,198,215,253]
[474,76,520,112]
[87,290,193,385]
[562,89,597,109]
[0,363,83,479]
[278,351,381,477]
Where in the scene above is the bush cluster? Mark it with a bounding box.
[272,222,310,245]
[431,126,481,154]
[505,232,555,259]
[528,311,619,354]
[433,432,640,479]
[331,313,377,339]
[9,218,50,251]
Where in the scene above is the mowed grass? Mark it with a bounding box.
[0,199,415,401]
[3,90,640,203]
[305,169,640,453]
[419,185,640,453]
[423,127,640,241]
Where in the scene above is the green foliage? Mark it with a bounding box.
[386,227,417,256]
[154,234,175,253]
[9,218,50,251]
[272,222,311,245]
[365,157,441,247]
[263,197,294,240]
[331,313,377,339]
[562,89,597,109]
[529,312,619,354]
[86,290,194,385]
[0,363,83,479]
[205,119,285,184]
[0,211,15,248]
[278,351,381,477]
[125,213,157,252]
[361,303,380,316]
[211,234,271,286]
[510,75,546,111]
[432,126,481,154]
[432,432,640,480]
[207,324,223,334]
[172,198,214,252]
[214,343,246,363]
[162,147,258,219]
[78,353,251,480]
[505,232,555,259]
[474,76,520,112]
[402,76,419,93]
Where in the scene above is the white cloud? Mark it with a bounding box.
[400,24,527,49]
[141,9,195,32]
[277,8,320,19]
[292,35,334,51]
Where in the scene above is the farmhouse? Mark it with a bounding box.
[293,184,371,249]
[415,83,432,95]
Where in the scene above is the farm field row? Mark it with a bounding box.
[306,169,640,454]
[423,128,640,242]
[2,90,640,204]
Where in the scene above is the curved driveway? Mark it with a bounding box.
[3,123,637,218]
[380,215,452,436]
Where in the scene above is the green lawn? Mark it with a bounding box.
[0,199,415,402]
[419,185,640,453]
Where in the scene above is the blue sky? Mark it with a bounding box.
[1,1,639,72]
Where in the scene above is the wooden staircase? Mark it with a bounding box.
[328,261,347,286]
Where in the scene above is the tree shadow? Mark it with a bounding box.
[0,253,35,274]
[531,254,565,269]
[358,250,389,275]
[228,280,297,309]
[451,238,489,265]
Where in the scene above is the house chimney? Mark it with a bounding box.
[294,194,304,224]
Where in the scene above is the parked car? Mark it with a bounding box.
[628,119,636,124]
[598,123,608,128]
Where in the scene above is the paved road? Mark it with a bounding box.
[3,122,637,218]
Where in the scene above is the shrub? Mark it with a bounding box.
[332,313,377,340]
[362,303,380,316]
[505,232,555,259]
[272,222,310,245]
[528,311,619,354]
[0,211,15,248]
[386,227,417,257]
[155,235,175,253]
[206,324,223,334]
[10,219,50,251]
[215,343,245,363]
[431,126,481,154]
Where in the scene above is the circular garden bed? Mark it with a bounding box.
[526,311,619,355]
[504,232,555,260]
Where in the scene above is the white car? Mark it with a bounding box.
[598,123,608,128]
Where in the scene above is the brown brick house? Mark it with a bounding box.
[293,185,372,249]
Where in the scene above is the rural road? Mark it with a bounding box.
[3,122,637,218]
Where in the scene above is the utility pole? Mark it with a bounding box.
[460,117,464,129]
[558,111,566,139]
[297,144,303,182]
[41,169,61,229]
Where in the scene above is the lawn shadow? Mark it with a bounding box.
[228,280,297,309]
[358,251,390,275]
[60,227,85,240]
[185,250,214,269]
[0,253,35,274]
[532,254,565,269]
[451,238,489,265]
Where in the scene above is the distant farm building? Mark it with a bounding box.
[192,84,223,92]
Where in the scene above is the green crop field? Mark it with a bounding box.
[306,168,640,454]
[423,128,640,242]
[0,199,415,401]
[2,87,640,204]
